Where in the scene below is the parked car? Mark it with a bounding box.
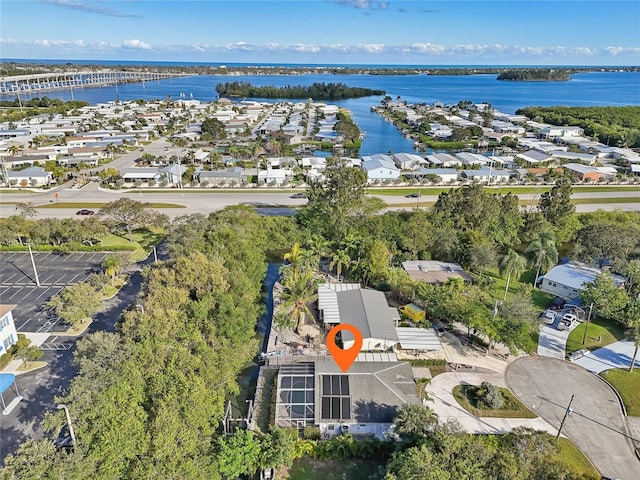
[557,313,578,331]
[406,192,421,198]
[541,310,556,325]
[568,348,589,361]
[76,209,95,216]
[290,192,307,199]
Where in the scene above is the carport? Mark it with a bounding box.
[0,373,23,415]
[395,327,443,352]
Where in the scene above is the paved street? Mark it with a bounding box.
[1,181,640,221]
[0,251,108,332]
[506,357,640,480]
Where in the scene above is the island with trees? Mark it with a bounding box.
[215,81,385,100]
[497,68,571,81]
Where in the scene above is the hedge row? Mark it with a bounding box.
[409,358,448,367]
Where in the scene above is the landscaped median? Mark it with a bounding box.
[452,382,537,419]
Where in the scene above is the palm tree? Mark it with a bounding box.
[525,232,558,286]
[101,256,122,287]
[283,242,303,280]
[626,319,640,372]
[280,269,317,334]
[393,404,437,441]
[330,249,351,282]
[306,235,330,269]
[498,249,527,300]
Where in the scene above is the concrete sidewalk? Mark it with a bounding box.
[439,332,511,374]
[573,340,640,373]
[425,371,557,435]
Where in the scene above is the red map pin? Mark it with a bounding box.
[326,324,363,373]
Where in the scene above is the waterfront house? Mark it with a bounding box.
[393,152,427,171]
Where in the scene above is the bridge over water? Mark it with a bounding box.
[0,71,191,96]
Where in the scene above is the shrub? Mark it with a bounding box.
[477,381,504,409]
[303,426,321,440]
[409,359,447,367]
[0,352,13,369]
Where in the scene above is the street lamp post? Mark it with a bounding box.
[152,245,158,263]
[57,404,77,449]
[27,243,40,286]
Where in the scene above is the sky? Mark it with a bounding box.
[1,0,639,65]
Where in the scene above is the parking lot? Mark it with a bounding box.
[0,251,108,332]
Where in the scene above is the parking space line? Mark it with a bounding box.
[7,287,26,299]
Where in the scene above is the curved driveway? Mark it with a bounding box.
[506,356,640,480]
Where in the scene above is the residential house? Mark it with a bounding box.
[550,150,597,165]
[273,360,421,440]
[454,152,488,167]
[402,260,472,284]
[462,167,511,183]
[194,167,247,186]
[537,125,584,139]
[426,153,461,168]
[514,150,552,165]
[393,152,427,171]
[0,305,18,354]
[404,168,458,184]
[562,163,612,182]
[317,283,399,351]
[7,166,53,187]
[361,154,400,183]
[538,262,625,299]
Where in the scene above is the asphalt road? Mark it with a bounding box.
[505,357,640,480]
[2,181,639,220]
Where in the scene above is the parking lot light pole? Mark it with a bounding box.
[57,404,77,449]
[27,243,40,286]
[581,303,594,345]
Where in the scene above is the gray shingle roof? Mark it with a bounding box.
[337,289,399,343]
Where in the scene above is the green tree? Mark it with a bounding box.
[216,429,260,479]
[498,249,527,300]
[98,198,154,242]
[539,177,579,243]
[626,318,640,371]
[525,232,558,285]
[329,249,351,281]
[101,256,122,287]
[201,117,227,140]
[15,345,43,368]
[580,272,629,321]
[15,202,37,219]
[45,282,102,326]
[279,269,317,334]
[258,427,302,470]
[393,404,437,443]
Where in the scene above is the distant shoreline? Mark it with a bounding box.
[2,60,639,78]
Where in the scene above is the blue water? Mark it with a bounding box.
[7,71,639,156]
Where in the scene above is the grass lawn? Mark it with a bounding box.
[100,276,126,299]
[571,196,640,205]
[0,189,35,194]
[555,437,600,478]
[452,385,537,418]
[279,458,385,480]
[566,315,626,354]
[367,185,638,196]
[599,368,640,416]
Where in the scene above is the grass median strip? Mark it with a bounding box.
[37,202,186,208]
[452,384,537,418]
[599,368,640,416]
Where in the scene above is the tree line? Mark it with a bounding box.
[516,105,640,148]
[215,81,386,99]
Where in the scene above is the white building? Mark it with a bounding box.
[0,305,18,354]
[6,166,53,187]
[317,283,399,351]
[538,262,625,299]
[361,154,401,183]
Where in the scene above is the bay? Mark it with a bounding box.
[10,71,640,156]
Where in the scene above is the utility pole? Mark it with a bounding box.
[152,245,158,263]
[57,404,77,449]
[556,394,575,441]
[581,303,594,345]
[27,244,40,286]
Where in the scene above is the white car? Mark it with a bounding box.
[557,313,578,331]
[541,310,556,325]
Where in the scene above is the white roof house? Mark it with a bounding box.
[426,153,461,168]
[404,168,458,184]
[361,154,401,183]
[318,283,399,351]
[550,150,597,165]
[539,262,625,299]
[455,152,488,166]
[393,152,427,171]
[515,150,552,165]
[6,166,53,187]
[462,167,511,183]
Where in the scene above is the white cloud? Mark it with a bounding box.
[3,38,639,63]
[122,39,151,50]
